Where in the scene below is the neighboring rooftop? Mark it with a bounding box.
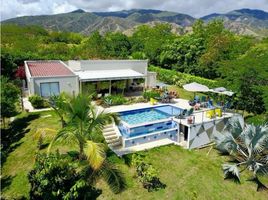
[26,61,75,77]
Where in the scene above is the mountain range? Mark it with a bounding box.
[2,8,268,37]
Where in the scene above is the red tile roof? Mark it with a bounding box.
[26,61,75,77]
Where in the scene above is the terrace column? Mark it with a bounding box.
[109,80,112,94]
[79,81,82,93]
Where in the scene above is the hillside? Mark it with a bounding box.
[201,9,268,37]
[2,8,268,37]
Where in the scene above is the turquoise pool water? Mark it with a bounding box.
[119,105,182,125]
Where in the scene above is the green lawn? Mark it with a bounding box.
[167,85,203,100]
[1,111,267,199]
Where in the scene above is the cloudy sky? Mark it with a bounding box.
[1,0,268,20]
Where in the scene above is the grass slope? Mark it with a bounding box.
[1,111,267,199]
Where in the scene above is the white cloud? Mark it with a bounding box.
[1,0,268,20]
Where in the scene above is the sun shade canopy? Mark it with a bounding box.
[183,82,210,92]
[75,69,145,82]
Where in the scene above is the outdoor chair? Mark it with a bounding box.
[206,109,215,119]
[176,109,187,119]
[200,102,208,108]
[194,95,200,103]
[150,98,157,105]
[208,100,214,108]
[223,101,231,111]
[201,96,206,102]
[187,108,194,116]
[188,100,196,106]
[215,108,222,117]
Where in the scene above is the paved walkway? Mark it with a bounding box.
[23,97,52,112]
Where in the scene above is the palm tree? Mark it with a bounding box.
[48,94,126,193]
[49,93,69,128]
[49,94,119,168]
[214,119,268,191]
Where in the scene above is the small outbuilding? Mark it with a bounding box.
[25,60,79,97]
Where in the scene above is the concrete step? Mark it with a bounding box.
[109,141,121,147]
[103,130,116,136]
[103,127,114,132]
[106,138,120,144]
[105,134,118,140]
[105,124,113,128]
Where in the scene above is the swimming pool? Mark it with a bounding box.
[119,105,182,125]
[118,105,182,147]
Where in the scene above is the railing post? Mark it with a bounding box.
[202,110,204,123]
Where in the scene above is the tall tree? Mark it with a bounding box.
[0,76,20,127]
[219,39,268,114]
[131,23,175,64]
[104,32,131,58]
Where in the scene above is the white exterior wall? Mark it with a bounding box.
[24,61,34,95]
[187,114,244,149]
[65,60,81,71]
[67,60,148,75]
[32,76,79,96]
[146,71,157,88]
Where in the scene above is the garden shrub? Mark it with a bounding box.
[103,94,127,106]
[28,153,100,200]
[29,95,49,109]
[149,65,218,88]
[143,90,161,101]
[131,154,166,192]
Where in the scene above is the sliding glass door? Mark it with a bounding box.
[40,82,60,97]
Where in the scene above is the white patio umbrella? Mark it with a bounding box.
[210,87,234,96]
[183,82,210,92]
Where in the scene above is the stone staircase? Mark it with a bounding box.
[103,124,122,148]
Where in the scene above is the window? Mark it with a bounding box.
[40,82,60,97]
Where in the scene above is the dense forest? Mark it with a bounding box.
[1,20,268,122]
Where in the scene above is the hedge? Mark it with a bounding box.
[29,95,49,109]
[149,66,218,88]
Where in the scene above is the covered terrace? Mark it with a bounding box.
[75,69,146,97]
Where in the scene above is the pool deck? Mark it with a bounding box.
[102,98,237,156]
[105,98,235,126]
[106,98,191,113]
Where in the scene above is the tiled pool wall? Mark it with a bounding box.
[119,120,178,137]
[119,120,179,148]
[123,128,178,148]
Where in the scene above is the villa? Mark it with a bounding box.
[24,60,156,97]
[24,60,243,156]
